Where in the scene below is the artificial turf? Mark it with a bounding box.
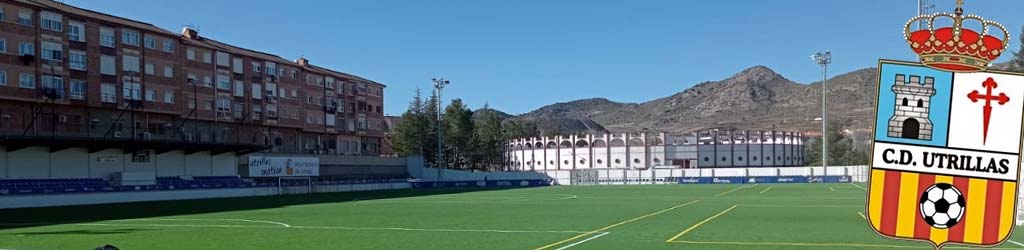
[1,183,1022,250]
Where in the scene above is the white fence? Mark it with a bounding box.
[530,165,868,185]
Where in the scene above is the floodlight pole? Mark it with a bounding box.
[813,51,831,168]
[433,77,450,181]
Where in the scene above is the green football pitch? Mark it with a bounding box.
[2,184,1024,250]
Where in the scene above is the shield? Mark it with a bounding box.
[867,60,1023,248]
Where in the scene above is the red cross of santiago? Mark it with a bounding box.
[966,77,1010,145]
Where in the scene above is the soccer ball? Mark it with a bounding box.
[919,183,964,229]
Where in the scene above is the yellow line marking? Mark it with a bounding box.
[858,212,866,220]
[829,187,836,192]
[666,204,738,242]
[715,185,750,197]
[759,186,773,194]
[667,240,1024,249]
[533,200,700,250]
[850,182,867,191]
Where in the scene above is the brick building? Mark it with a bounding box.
[0,0,386,179]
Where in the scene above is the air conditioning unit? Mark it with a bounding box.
[113,131,123,138]
[58,115,67,123]
[142,132,152,140]
[184,133,194,141]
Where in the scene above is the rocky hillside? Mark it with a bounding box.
[509,65,879,136]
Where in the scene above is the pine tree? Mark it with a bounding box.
[443,99,475,169]
[805,123,869,166]
[391,88,429,157]
[473,104,505,170]
[1011,25,1024,72]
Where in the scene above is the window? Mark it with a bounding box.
[216,95,231,116]
[145,89,155,101]
[18,42,33,55]
[164,90,174,103]
[0,71,5,86]
[17,11,31,26]
[41,75,63,98]
[187,73,197,85]
[203,76,212,87]
[41,42,62,61]
[252,62,262,73]
[902,98,908,106]
[69,50,86,70]
[917,99,923,108]
[122,29,140,46]
[216,75,230,90]
[266,83,277,97]
[144,63,155,75]
[265,62,276,76]
[0,38,5,53]
[202,52,211,63]
[164,66,173,78]
[100,27,115,47]
[253,106,262,120]
[144,36,156,49]
[123,82,141,100]
[70,80,86,100]
[232,58,243,73]
[122,55,140,73]
[187,99,195,109]
[101,83,117,103]
[162,40,174,52]
[68,21,85,42]
[291,70,297,79]
[40,11,61,31]
[233,81,244,97]
[100,55,116,75]
[291,89,297,98]
[252,84,262,99]
[0,7,4,21]
[186,48,195,60]
[19,73,35,88]
[215,51,229,66]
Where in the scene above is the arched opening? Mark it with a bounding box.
[628,138,644,146]
[902,97,909,106]
[535,142,544,148]
[609,139,625,147]
[917,99,924,108]
[902,118,921,139]
[575,140,589,148]
[592,139,606,147]
[560,141,572,148]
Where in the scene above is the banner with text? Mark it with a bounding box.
[248,156,320,177]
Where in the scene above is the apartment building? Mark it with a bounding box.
[0,0,387,179]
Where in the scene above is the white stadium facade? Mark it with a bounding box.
[504,130,807,170]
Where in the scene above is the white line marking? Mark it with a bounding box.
[115,218,291,228]
[69,222,588,234]
[851,183,867,191]
[1008,240,1024,247]
[554,232,609,250]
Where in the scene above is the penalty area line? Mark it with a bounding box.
[553,232,609,250]
[716,185,751,197]
[1008,240,1024,247]
[533,200,701,250]
[851,183,867,191]
[759,186,773,194]
[858,212,867,220]
[666,204,738,242]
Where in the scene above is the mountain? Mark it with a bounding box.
[509,65,879,136]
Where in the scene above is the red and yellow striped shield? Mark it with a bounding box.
[867,60,1022,248]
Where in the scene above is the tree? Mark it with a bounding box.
[1011,25,1024,72]
[805,123,869,166]
[391,88,429,157]
[443,99,475,169]
[473,104,505,170]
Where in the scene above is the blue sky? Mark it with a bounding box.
[67,0,1024,116]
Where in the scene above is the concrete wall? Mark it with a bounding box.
[0,146,238,180]
[0,182,413,209]
[236,154,412,178]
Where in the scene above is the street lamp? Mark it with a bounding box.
[432,77,450,180]
[812,51,831,168]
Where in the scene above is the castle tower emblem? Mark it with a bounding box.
[887,74,936,140]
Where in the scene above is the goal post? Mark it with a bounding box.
[277,176,313,195]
